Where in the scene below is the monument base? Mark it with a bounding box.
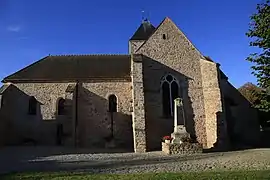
[171,125,188,144]
[162,142,203,155]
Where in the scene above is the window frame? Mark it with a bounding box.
[161,74,180,117]
[57,98,66,115]
[108,94,117,113]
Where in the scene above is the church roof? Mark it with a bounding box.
[2,55,131,83]
[0,84,10,94]
[130,20,156,40]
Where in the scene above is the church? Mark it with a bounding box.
[0,17,260,152]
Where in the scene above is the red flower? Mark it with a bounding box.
[162,136,173,141]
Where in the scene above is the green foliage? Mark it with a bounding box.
[238,82,270,126]
[238,82,261,105]
[246,0,270,112]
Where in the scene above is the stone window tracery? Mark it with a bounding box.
[161,74,179,117]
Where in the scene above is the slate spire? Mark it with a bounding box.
[130,14,155,41]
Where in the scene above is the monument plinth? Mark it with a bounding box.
[171,98,188,144]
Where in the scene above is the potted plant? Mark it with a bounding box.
[162,136,173,143]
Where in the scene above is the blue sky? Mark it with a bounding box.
[0,0,262,87]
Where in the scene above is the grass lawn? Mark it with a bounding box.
[1,170,270,180]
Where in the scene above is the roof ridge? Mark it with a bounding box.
[51,54,130,57]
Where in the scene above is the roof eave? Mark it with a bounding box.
[2,76,132,83]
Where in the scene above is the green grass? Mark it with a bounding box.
[1,170,270,180]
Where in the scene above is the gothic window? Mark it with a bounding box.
[161,74,179,117]
[57,98,65,115]
[108,94,117,112]
[28,96,37,115]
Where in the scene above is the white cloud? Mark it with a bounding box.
[7,25,21,32]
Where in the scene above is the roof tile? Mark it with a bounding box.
[3,55,131,82]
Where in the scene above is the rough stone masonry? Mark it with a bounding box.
[0,17,260,152]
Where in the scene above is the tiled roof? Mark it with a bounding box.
[3,55,131,82]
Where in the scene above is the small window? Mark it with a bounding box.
[109,95,117,112]
[57,98,65,115]
[162,34,167,40]
[28,96,37,115]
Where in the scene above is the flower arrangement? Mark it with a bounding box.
[162,136,173,141]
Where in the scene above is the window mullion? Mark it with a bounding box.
[169,82,173,116]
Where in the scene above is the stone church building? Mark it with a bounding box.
[0,17,260,152]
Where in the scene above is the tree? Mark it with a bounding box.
[238,82,261,105]
[246,0,270,112]
[238,82,270,127]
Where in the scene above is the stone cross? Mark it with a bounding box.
[171,97,187,144]
[174,98,186,131]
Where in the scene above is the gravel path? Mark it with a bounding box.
[0,146,270,174]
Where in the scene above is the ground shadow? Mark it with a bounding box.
[0,84,43,146]
[76,83,134,152]
[0,146,225,174]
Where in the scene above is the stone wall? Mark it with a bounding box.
[77,81,133,149]
[129,40,145,54]
[200,60,224,148]
[162,142,203,155]
[134,17,207,149]
[220,80,260,146]
[14,83,70,120]
[4,83,72,145]
[0,107,8,146]
[1,81,134,149]
[131,54,147,152]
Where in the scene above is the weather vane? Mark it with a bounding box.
[141,10,149,22]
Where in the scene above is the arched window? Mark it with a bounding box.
[28,96,37,115]
[108,94,117,112]
[57,98,65,115]
[161,74,179,117]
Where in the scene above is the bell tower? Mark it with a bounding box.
[128,11,155,54]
